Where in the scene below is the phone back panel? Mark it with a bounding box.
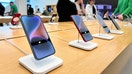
[71,15,93,42]
[95,14,110,33]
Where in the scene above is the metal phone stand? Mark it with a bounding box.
[68,32,98,50]
[110,30,124,34]
[107,17,124,34]
[48,15,58,25]
[93,25,114,40]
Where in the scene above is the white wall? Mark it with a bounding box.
[29,0,58,13]
[5,0,59,15]
[5,0,75,15]
[15,0,27,15]
[5,0,27,15]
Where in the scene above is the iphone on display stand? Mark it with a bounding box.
[129,15,132,24]
[69,15,97,50]
[71,15,93,42]
[124,14,132,26]
[92,14,114,40]
[19,15,63,74]
[108,15,124,34]
[48,14,59,25]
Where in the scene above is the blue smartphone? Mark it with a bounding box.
[95,14,110,33]
[71,15,93,42]
[108,15,121,30]
[20,15,55,60]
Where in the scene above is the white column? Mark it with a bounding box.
[14,0,27,15]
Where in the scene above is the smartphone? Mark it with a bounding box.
[20,15,55,60]
[129,15,132,24]
[95,14,110,33]
[71,15,93,42]
[50,14,57,22]
[108,15,121,30]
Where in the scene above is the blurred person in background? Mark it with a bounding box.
[85,0,97,19]
[9,2,18,16]
[42,7,49,16]
[57,0,77,22]
[0,2,5,26]
[112,0,132,20]
[27,5,34,15]
[75,0,85,15]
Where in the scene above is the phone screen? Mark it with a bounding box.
[71,15,93,42]
[95,14,110,33]
[20,15,55,60]
[108,15,121,30]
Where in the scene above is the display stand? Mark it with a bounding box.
[5,39,63,74]
[92,26,114,40]
[19,54,63,74]
[92,33,114,40]
[110,30,124,34]
[48,18,59,25]
[48,22,59,25]
[69,33,98,50]
[9,25,22,29]
[124,23,132,26]
[9,22,22,29]
[109,21,124,34]
[69,40,98,50]
[48,14,58,25]
[107,16,124,34]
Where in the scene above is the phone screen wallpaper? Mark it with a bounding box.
[71,15,93,41]
[22,16,55,59]
[72,16,88,34]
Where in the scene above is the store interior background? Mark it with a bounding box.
[1,0,118,15]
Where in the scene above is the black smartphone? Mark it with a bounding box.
[50,14,57,22]
[108,15,121,30]
[71,15,93,42]
[20,15,55,60]
[95,14,110,33]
